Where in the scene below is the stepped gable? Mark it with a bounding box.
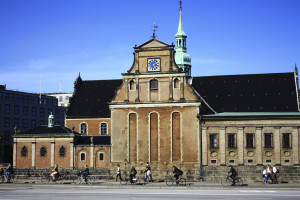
[66,79,123,118]
[192,72,299,112]
[17,125,78,136]
[74,136,111,145]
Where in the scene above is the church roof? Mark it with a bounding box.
[14,125,78,137]
[66,72,299,118]
[192,72,299,112]
[66,79,123,118]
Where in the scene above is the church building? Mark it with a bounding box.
[14,2,300,181]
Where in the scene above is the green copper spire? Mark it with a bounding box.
[175,0,191,76]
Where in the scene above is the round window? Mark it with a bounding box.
[40,147,47,158]
[21,146,28,158]
[59,146,66,158]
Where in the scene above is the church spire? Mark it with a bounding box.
[175,0,191,76]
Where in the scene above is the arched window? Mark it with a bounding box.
[100,123,107,135]
[129,80,135,90]
[174,78,180,88]
[150,79,158,90]
[80,123,87,135]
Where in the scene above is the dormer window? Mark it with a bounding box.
[150,79,158,90]
[174,78,180,88]
[80,123,87,135]
[129,80,135,90]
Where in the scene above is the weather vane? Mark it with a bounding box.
[152,22,158,39]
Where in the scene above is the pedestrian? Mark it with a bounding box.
[262,167,270,184]
[130,166,137,183]
[266,164,275,183]
[272,165,278,183]
[6,163,13,183]
[146,162,153,182]
[116,164,123,182]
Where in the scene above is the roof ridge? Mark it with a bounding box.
[192,72,294,78]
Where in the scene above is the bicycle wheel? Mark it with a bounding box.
[41,176,50,184]
[179,178,186,186]
[87,176,95,185]
[235,177,243,186]
[120,177,128,185]
[166,177,174,186]
[73,177,81,184]
[0,175,5,183]
[55,177,64,184]
[9,175,14,183]
[221,178,231,186]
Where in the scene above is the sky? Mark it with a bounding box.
[0,0,299,93]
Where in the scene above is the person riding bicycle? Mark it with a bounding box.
[130,166,137,183]
[83,165,89,183]
[6,163,14,183]
[228,165,237,186]
[172,166,183,185]
[51,164,59,181]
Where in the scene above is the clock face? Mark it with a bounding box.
[147,58,160,71]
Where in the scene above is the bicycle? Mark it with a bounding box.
[41,171,68,184]
[73,171,95,185]
[165,175,186,186]
[1,173,15,183]
[221,175,243,186]
[120,175,140,185]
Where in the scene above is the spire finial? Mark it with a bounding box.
[180,0,182,11]
[152,22,158,39]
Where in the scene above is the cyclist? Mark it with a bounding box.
[51,164,59,181]
[6,163,14,183]
[228,165,237,186]
[172,166,183,185]
[130,166,137,184]
[83,165,89,183]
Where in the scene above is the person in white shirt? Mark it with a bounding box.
[272,165,278,183]
[116,164,123,182]
[262,167,270,184]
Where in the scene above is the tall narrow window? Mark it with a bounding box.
[283,133,291,148]
[14,105,19,115]
[228,134,236,148]
[246,133,254,148]
[59,146,66,158]
[209,134,218,148]
[264,133,273,148]
[100,123,107,135]
[172,112,181,161]
[150,79,158,90]
[80,152,86,161]
[99,152,104,162]
[174,78,180,88]
[129,80,135,90]
[80,123,87,135]
[23,106,28,115]
[5,104,10,114]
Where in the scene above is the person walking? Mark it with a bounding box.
[6,163,13,183]
[262,167,270,184]
[116,164,123,182]
[130,166,137,184]
[83,165,89,183]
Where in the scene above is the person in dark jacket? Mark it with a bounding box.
[172,166,183,185]
[130,166,137,183]
[228,165,237,186]
[83,165,89,183]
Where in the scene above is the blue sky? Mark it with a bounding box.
[0,0,299,93]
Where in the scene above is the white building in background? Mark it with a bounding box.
[46,93,72,107]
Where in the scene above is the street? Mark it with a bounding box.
[1,184,300,200]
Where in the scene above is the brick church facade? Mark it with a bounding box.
[13,3,300,181]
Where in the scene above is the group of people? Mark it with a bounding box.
[116,163,184,184]
[262,164,279,184]
[51,164,89,183]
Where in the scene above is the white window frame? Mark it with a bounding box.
[100,122,108,136]
[80,122,88,135]
[99,152,105,162]
[80,152,86,162]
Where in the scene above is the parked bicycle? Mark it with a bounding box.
[221,175,243,186]
[165,175,186,186]
[41,171,68,184]
[120,176,140,185]
[73,171,94,185]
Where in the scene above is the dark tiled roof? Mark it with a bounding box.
[17,125,78,136]
[192,72,299,112]
[66,79,123,118]
[75,136,111,146]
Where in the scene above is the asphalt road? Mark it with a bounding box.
[1,185,300,200]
